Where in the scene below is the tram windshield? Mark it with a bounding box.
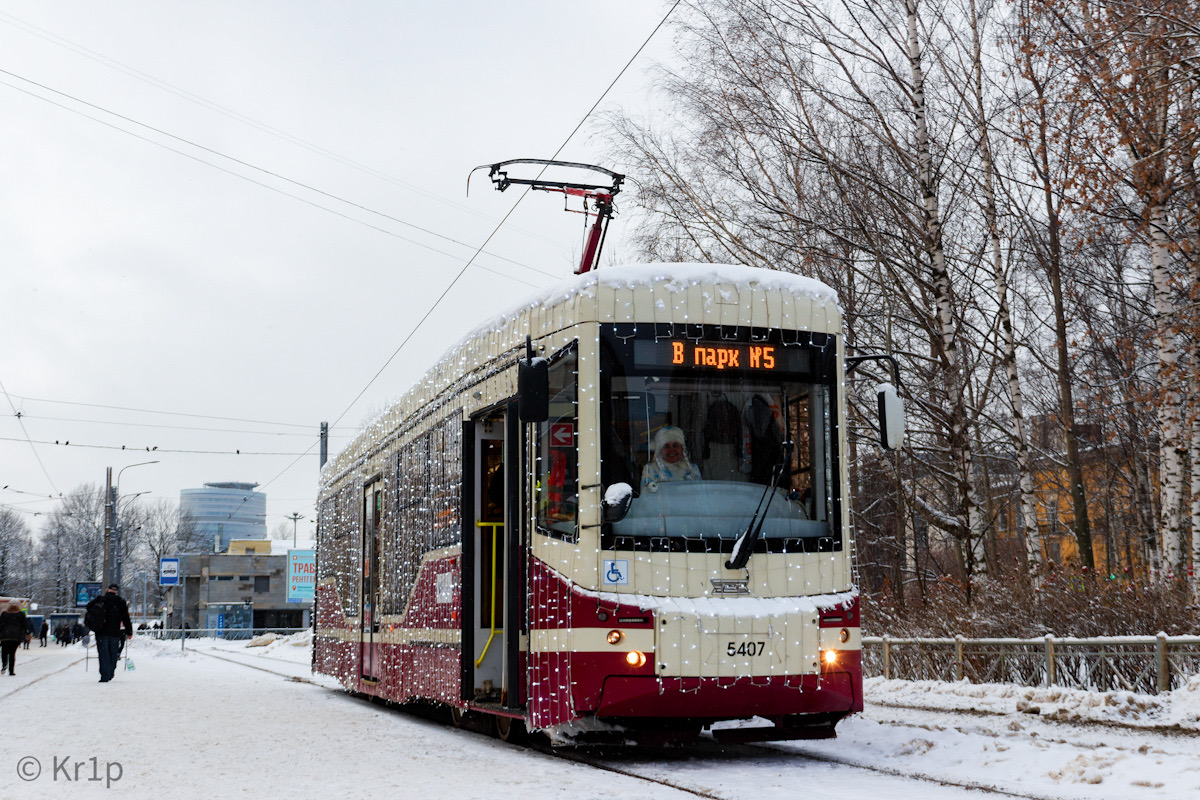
[600,326,839,553]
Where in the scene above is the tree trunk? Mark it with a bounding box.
[1023,46,1095,571]
[1183,86,1200,598]
[1148,199,1186,576]
[968,0,1040,570]
[907,1,983,591]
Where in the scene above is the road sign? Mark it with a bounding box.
[159,558,180,586]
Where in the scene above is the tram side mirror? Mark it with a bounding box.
[877,383,905,450]
[602,483,634,523]
[518,357,549,422]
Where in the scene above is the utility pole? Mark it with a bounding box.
[319,422,328,468]
[103,467,114,585]
[286,513,305,548]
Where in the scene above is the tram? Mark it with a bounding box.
[314,257,904,744]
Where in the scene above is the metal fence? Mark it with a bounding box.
[139,627,309,642]
[862,634,1200,694]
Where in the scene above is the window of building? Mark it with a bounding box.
[254,576,270,593]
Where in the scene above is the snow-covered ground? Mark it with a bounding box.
[2,635,1197,799]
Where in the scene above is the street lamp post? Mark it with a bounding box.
[286,513,305,547]
[113,491,149,589]
[104,460,159,586]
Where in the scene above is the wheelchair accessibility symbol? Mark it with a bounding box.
[602,559,629,585]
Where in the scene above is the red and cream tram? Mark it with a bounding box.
[314,262,902,743]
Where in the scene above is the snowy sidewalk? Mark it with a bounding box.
[0,637,693,800]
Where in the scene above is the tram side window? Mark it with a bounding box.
[535,345,579,542]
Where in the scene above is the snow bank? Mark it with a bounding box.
[241,629,313,664]
[866,674,1200,731]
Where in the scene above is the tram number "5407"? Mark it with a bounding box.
[726,641,767,657]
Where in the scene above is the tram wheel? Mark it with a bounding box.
[450,705,466,728]
[494,715,526,744]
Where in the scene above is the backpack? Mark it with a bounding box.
[84,596,107,633]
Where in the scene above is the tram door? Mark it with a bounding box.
[360,477,382,681]
[464,405,525,707]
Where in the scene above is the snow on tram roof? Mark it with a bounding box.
[558,261,835,300]
[503,261,836,325]
[454,261,838,354]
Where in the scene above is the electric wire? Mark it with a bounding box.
[0,375,60,496]
[0,10,567,251]
[4,393,352,431]
[0,485,57,499]
[0,436,308,456]
[13,413,351,438]
[0,68,552,286]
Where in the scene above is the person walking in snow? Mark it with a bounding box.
[87,584,133,683]
[640,425,702,489]
[0,601,28,676]
[39,620,48,647]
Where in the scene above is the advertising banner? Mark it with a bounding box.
[75,582,103,607]
[287,550,316,603]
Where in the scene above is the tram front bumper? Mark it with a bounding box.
[594,669,859,719]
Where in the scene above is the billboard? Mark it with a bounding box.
[286,550,316,603]
[75,582,103,608]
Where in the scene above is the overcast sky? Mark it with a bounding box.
[0,1,674,543]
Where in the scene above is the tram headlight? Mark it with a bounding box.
[607,630,624,645]
[625,650,647,668]
[840,628,851,644]
[822,649,839,666]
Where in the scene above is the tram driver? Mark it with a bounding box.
[641,425,702,490]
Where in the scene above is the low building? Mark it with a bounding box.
[164,540,313,634]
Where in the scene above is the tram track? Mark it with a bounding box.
[544,737,1063,800]
[193,644,1065,800]
[745,741,1064,800]
[0,649,87,701]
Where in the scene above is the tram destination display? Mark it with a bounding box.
[633,338,810,373]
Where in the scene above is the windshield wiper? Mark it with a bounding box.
[726,440,792,570]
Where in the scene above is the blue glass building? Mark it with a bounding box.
[179,482,267,552]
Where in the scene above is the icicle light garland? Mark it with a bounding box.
[312,263,862,735]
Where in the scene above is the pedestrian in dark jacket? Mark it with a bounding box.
[87,584,133,683]
[0,602,28,675]
[39,620,48,647]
